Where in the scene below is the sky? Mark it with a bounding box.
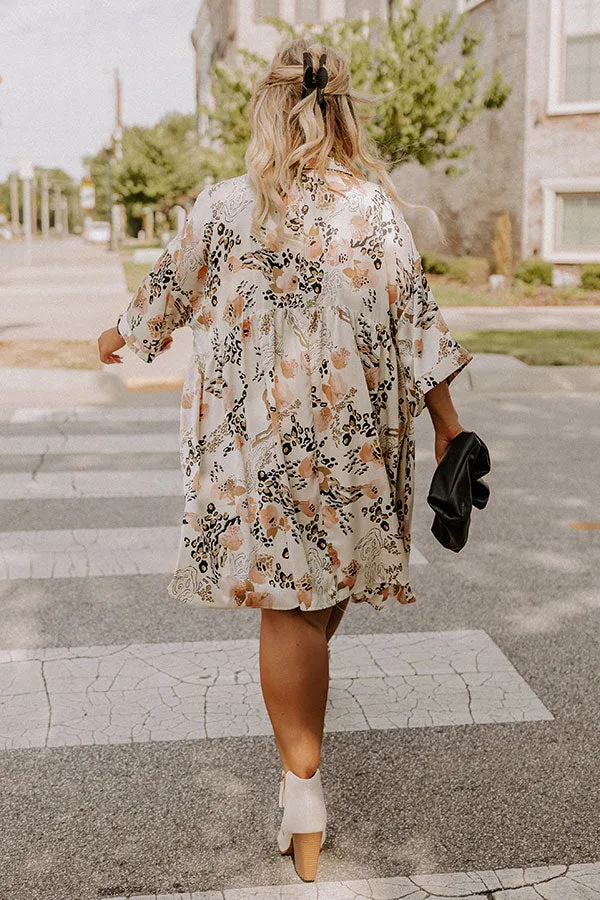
[0,0,200,183]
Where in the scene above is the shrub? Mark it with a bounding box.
[421,252,449,275]
[581,264,600,292]
[493,211,513,277]
[446,256,490,285]
[514,258,553,286]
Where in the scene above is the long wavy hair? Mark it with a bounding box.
[245,38,442,244]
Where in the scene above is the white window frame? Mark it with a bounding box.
[254,0,280,22]
[296,0,322,23]
[548,0,600,115]
[541,177,600,263]
[457,0,492,12]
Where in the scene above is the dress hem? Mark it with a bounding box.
[166,579,417,613]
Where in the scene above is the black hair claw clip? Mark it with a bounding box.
[302,51,329,115]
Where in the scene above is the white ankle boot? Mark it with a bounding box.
[277,768,327,882]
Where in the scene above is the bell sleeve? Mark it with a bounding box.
[116,188,210,364]
[390,214,474,418]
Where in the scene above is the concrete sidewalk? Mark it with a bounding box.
[1,237,130,342]
[451,352,600,393]
[0,236,193,386]
[2,239,599,342]
[443,305,600,331]
[1,238,599,404]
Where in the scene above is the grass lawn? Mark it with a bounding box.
[120,254,599,307]
[455,330,600,366]
[1,332,598,369]
[122,260,156,292]
[0,340,102,370]
[431,278,600,307]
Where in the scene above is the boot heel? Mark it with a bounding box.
[291,831,323,882]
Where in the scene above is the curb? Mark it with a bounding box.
[443,305,600,331]
[125,377,185,392]
[1,354,600,409]
[452,354,600,393]
[0,367,128,408]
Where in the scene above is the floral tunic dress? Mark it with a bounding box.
[117,159,473,612]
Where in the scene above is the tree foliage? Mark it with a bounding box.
[84,112,205,225]
[199,0,511,180]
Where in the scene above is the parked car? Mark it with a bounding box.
[84,221,111,244]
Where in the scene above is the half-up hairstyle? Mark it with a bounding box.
[245,38,441,243]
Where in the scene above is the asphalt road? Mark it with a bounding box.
[0,389,599,899]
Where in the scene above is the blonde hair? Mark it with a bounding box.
[245,38,443,244]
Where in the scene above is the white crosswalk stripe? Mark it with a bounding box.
[0,631,552,750]
[8,406,181,424]
[109,863,600,899]
[0,468,183,499]
[0,526,178,579]
[0,432,179,455]
[0,526,428,580]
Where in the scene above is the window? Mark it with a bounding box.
[256,0,279,20]
[542,179,600,262]
[296,0,321,23]
[559,194,600,248]
[564,0,600,101]
[548,0,600,113]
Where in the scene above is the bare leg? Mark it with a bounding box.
[325,598,349,643]
[259,605,334,778]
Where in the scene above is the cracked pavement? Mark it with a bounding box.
[0,391,598,899]
[110,862,600,896]
[0,632,551,749]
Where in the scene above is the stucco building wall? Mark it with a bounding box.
[392,0,527,265]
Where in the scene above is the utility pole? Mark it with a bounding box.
[61,195,69,235]
[114,68,123,161]
[105,68,123,251]
[19,161,34,266]
[30,173,38,236]
[53,185,62,235]
[41,171,50,239]
[9,172,19,237]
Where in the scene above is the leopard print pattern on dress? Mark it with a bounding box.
[117,159,473,611]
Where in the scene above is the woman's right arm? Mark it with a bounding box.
[424,379,465,464]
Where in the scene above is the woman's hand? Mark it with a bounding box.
[98,327,126,365]
[434,421,464,465]
[423,379,466,464]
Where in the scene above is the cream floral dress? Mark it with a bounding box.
[117,159,473,612]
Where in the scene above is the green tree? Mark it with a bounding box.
[0,179,10,220]
[83,148,113,221]
[199,0,510,180]
[84,112,205,232]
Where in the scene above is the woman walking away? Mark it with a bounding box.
[98,39,473,883]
